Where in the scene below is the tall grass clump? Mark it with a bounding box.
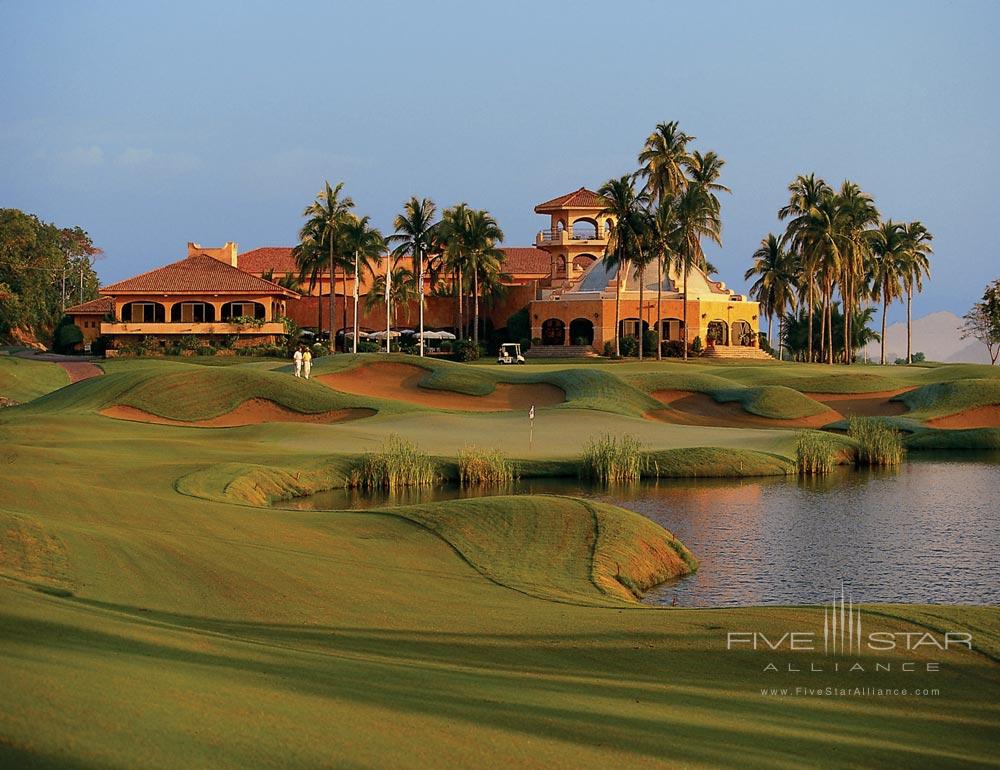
[795,431,839,475]
[351,434,439,490]
[849,417,905,467]
[457,445,516,486]
[582,433,644,484]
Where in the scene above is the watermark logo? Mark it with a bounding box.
[823,583,861,655]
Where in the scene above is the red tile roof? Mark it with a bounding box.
[501,247,551,274]
[238,246,302,275]
[100,253,299,296]
[65,297,113,314]
[534,187,608,213]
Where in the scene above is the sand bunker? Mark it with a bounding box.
[101,399,375,428]
[59,361,103,384]
[650,389,839,429]
[319,363,565,412]
[925,404,1000,430]
[803,389,911,418]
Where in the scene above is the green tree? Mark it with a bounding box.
[961,280,1000,364]
[340,214,386,352]
[900,221,933,364]
[745,234,797,359]
[869,221,906,365]
[599,175,647,357]
[673,182,722,359]
[387,197,437,355]
[301,181,355,352]
[645,195,680,359]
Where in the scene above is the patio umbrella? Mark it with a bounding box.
[436,331,457,340]
[371,330,401,340]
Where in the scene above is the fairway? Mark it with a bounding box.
[2,355,1000,769]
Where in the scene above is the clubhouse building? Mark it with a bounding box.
[67,187,763,357]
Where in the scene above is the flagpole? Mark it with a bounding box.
[385,254,391,354]
[352,249,359,354]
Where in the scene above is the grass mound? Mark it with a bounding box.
[898,379,1000,421]
[24,362,380,421]
[644,447,795,477]
[0,354,69,402]
[905,427,1000,451]
[395,495,695,604]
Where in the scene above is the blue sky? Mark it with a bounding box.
[2,0,997,321]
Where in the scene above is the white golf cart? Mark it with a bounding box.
[497,342,526,365]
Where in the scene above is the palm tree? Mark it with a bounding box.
[869,220,906,365]
[365,259,417,348]
[293,219,326,334]
[301,181,354,352]
[340,214,385,353]
[639,121,693,200]
[439,203,471,339]
[779,173,834,362]
[745,234,797,357]
[461,209,505,348]
[685,150,731,204]
[900,221,933,364]
[673,182,721,358]
[599,175,647,356]
[834,181,879,364]
[387,197,437,356]
[631,217,657,360]
[646,195,680,359]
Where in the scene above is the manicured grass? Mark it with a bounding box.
[1,366,999,768]
[0,354,69,403]
[898,378,1000,420]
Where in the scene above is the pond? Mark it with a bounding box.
[277,453,1000,607]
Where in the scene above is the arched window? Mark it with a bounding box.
[732,320,754,346]
[122,301,165,323]
[571,218,598,240]
[170,302,215,323]
[568,318,594,345]
[221,301,266,321]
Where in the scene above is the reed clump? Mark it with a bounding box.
[350,435,439,490]
[582,433,644,484]
[849,417,905,467]
[795,431,839,475]
[457,445,516,486]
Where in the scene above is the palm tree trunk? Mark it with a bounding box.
[767,315,772,353]
[656,256,663,360]
[418,248,424,357]
[682,262,689,360]
[456,267,464,341]
[329,245,336,354]
[614,266,622,357]
[880,291,888,365]
[826,287,834,365]
[843,280,851,365]
[777,314,783,360]
[819,287,826,364]
[342,263,348,353]
[473,268,480,348]
[352,251,359,354]
[807,283,814,363]
[638,267,645,361]
[906,284,912,364]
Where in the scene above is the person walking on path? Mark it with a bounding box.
[302,348,313,379]
[293,347,304,378]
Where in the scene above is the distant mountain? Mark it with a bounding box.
[861,310,993,364]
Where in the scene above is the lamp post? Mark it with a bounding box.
[385,254,392,354]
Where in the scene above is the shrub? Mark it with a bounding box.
[574,336,590,346]
[457,445,515,486]
[603,341,615,357]
[795,431,839,475]
[662,340,685,358]
[849,417,905,466]
[54,322,83,352]
[350,435,439,490]
[196,345,216,356]
[619,335,639,357]
[582,433,644,484]
[453,340,481,362]
[690,336,703,354]
[179,335,201,351]
[642,329,658,355]
[358,340,380,353]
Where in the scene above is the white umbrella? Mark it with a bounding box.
[418,330,442,339]
[436,331,457,340]
[371,330,401,340]
[399,329,416,336]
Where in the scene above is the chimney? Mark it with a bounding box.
[187,241,239,267]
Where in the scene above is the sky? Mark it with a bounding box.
[1,0,998,322]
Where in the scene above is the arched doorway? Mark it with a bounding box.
[707,320,729,346]
[569,318,594,345]
[732,320,754,346]
[541,318,566,345]
[122,301,166,323]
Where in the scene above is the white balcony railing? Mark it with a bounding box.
[100,322,287,335]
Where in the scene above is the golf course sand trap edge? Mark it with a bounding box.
[318,362,564,411]
[100,399,376,427]
[924,404,1000,429]
[649,389,839,429]
[803,389,912,418]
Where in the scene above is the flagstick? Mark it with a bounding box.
[529,404,535,452]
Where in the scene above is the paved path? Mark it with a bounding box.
[13,350,104,384]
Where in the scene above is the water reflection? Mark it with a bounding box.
[279,452,1000,607]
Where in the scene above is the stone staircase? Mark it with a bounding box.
[524,344,598,359]
[700,344,774,360]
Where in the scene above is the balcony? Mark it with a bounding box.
[535,228,609,246]
[100,322,287,336]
